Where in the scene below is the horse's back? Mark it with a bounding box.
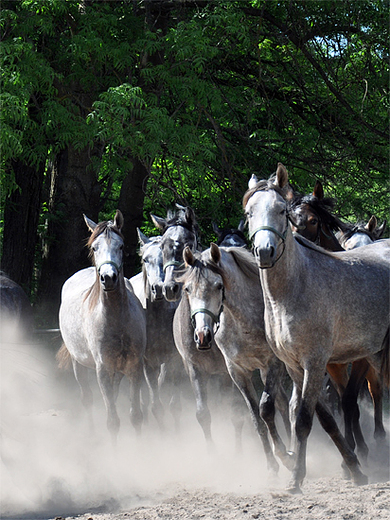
[128,272,146,308]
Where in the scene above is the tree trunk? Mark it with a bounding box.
[1,160,45,295]
[118,158,149,278]
[36,145,101,326]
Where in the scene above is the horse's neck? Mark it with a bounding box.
[259,231,304,304]
[222,253,263,322]
[92,275,129,316]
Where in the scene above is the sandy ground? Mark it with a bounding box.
[1,339,389,520]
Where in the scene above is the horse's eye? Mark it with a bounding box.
[120,244,124,250]
[92,245,97,252]
[216,283,224,292]
[184,285,191,294]
[309,218,318,225]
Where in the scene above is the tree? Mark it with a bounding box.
[1,0,388,325]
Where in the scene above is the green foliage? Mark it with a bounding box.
[1,0,389,258]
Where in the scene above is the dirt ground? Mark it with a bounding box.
[1,340,389,520]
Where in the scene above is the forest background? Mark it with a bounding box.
[1,0,389,327]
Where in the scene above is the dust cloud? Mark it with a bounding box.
[1,332,389,520]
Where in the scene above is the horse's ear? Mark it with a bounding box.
[151,214,167,232]
[376,220,387,238]
[248,174,258,189]
[313,180,324,200]
[210,243,221,264]
[183,246,195,266]
[366,215,377,233]
[238,219,245,232]
[137,228,150,246]
[275,163,288,188]
[114,210,124,231]
[84,214,97,233]
[212,222,221,236]
[185,206,196,226]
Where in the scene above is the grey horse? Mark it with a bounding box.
[244,163,389,493]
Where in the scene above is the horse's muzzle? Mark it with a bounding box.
[194,327,213,350]
[151,283,164,301]
[163,282,181,302]
[100,272,118,291]
[254,246,276,268]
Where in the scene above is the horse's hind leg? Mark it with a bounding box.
[343,360,370,462]
[366,366,386,441]
[72,360,94,431]
[315,396,367,486]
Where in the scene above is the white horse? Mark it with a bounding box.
[58,210,146,445]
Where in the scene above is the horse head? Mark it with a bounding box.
[85,210,124,292]
[182,244,225,350]
[151,205,199,302]
[137,229,164,301]
[288,180,344,251]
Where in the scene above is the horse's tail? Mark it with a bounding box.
[56,343,72,370]
[380,327,390,388]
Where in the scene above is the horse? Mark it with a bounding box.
[0,272,33,343]
[287,179,345,251]
[151,204,199,302]
[58,210,146,445]
[180,244,292,473]
[152,206,246,449]
[243,163,390,493]
[212,220,248,248]
[288,182,388,460]
[129,230,184,431]
[337,215,387,250]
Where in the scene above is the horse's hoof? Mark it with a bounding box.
[353,471,368,486]
[286,483,302,495]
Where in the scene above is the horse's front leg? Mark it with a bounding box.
[227,362,279,475]
[144,360,165,431]
[96,364,120,446]
[286,366,324,494]
[72,359,94,432]
[128,360,144,436]
[186,362,214,451]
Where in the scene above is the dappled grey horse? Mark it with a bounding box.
[129,230,185,431]
[244,163,389,493]
[288,183,388,461]
[181,244,292,473]
[152,206,246,448]
[58,211,146,445]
